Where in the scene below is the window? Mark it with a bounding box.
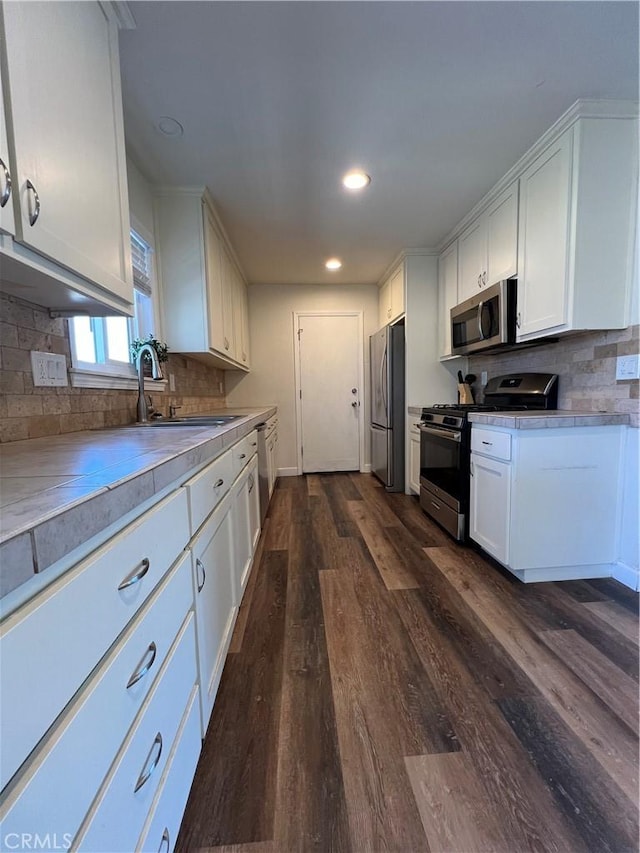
[69,226,164,389]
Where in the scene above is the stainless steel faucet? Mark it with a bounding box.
[135,344,163,423]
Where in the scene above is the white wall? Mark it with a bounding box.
[226,284,379,474]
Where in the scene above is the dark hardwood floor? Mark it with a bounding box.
[176,474,639,853]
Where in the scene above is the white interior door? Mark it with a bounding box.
[296,313,362,473]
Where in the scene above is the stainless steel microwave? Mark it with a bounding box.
[450,279,517,356]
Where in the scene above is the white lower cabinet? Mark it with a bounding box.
[266,416,279,498]
[0,418,275,853]
[190,493,236,736]
[470,424,625,582]
[409,419,421,496]
[75,615,197,852]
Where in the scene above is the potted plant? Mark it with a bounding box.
[130,334,169,377]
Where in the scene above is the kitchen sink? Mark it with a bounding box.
[114,415,243,429]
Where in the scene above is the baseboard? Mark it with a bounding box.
[612,561,640,591]
[361,463,371,473]
[277,467,298,477]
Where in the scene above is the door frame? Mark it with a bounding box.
[293,310,366,476]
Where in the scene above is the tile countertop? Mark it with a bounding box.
[468,410,630,429]
[0,407,275,599]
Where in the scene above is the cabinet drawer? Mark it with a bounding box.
[471,427,512,461]
[75,614,198,853]
[265,416,278,439]
[231,432,257,480]
[409,419,421,435]
[137,686,201,853]
[185,449,233,534]
[0,552,192,844]
[0,488,189,790]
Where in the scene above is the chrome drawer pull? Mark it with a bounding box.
[0,157,12,208]
[158,828,170,853]
[481,440,493,446]
[248,473,254,493]
[251,441,257,447]
[196,557,206,592]
[126,642,157,689]
[26,179,40,226]
[214,478,224,488]
[134,732,163,793]
[118,557,150,591]
[238,453,246,459]
[431,500,441,511]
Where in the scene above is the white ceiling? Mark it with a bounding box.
[119,1,638,286]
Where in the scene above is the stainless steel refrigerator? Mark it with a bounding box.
[370,322,405,491]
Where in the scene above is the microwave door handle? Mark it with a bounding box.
[418,424,462,443]
[477,301,485,340]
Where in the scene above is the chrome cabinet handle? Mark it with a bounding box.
[26,179,40,226]
[251,441,257,447]
[470,460,474,477]
[238,453,246,459]
[126,642,157,689]
[214,477,224,488]
[482,271,487,286]
[431,500,441,511]
[134,732,163,793]
[0,158,12,208]
[158,828,170,853]
[516,312,522,329]
[481,440,493,446]
[196,557,206,592]
[118,557,150,591]
[248,473,254,493]
[224,337,229,350]
[242,351,247,361]
[478,274,482,288]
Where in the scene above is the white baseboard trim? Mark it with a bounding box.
[277,467,298,478]
[361,463,371,473]
[612,561,640,591]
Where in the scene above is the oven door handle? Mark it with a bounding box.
[418,424,462,443]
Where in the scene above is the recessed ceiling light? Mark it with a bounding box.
[325,258,342,271]
[155,116,184,137]
[342,170,371,191]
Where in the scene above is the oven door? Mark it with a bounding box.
[418,423,467,511]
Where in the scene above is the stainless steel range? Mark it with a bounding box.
[419,373,558,541]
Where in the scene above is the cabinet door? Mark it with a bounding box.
[2,1,132,302]
[0,61,15,236]
[389,265,405,321]
[267,434,278,498]
[379,280,391,327]
[470,453,511,565]
[220,248,236,359]
[232,273,250,367]
[486,182,518,286]
[409,432,421,496]
[458,216,487,302]
[203,206,225,353]
[517,133,572,339]
[438,241,458,357]
[232,474,252,604]
[192,497,236,734]
[247,457,261,553]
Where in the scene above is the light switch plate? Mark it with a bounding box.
[615,354,640,381]
[30,351,68,387]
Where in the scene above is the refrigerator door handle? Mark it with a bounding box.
[381,347,388,414]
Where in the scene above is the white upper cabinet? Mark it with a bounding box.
[517,116,637,341]
[0,1,133,313]
[438,241,458,357]
[155,189,250,371]
[0,61,15,237]
[378,262,405,327]
[458,182,518,302]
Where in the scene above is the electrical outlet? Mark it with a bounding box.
[30,351,68,387]
[615,354,640,380]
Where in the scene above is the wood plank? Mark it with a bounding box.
[427,545,639,804]
[395,587,586,852]
[319,542,460,852]
[228,519,270,654]
[583,599,640,644]
[405,752,513,853]
[306,474,323,496]
[497,695,639,853]
[385,492,452,547]
[308,491,347,572]
[347,500,419,589]
[556,579,611,603]
[537,628,639,735]
[586,578,640,614]
[263,486,292,551]
[273,521,351,852]
[320,474,359,537]
[175,550,288,849]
